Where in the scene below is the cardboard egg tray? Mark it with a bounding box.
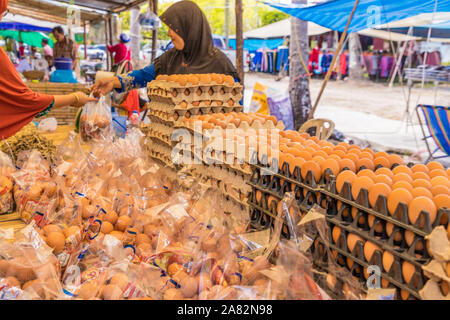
[419,226,450,300]
[176,117,284,134]
[144,139,174,168]
[147,79,243,105]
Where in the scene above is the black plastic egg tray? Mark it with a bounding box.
[246,151,450,300]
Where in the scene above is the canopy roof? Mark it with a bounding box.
[241,18,430,42]
[6,0,143,24]
[265,0,450,33]
[243,19,329,38]
[382,20,450,39]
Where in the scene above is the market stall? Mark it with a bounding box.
[1,70,448,301]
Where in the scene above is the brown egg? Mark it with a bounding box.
[109,231,124,241]
[82,205,96,219]
[64,226,81,239]
[164,288,183,300]
[42,224,63,236]
[5,276,20,288]
[223,75,234,86]
[104,211,118,225]
[201,238,217,252]
[136,234,151,246]
[199,74,211,83]
[46,232,66,254]
[446,262,450,278]
[186,75,199,85]
[22,279,43,295]
[332,226,341,244]
[0,259,9,277]
[179,276,198,298]
[441,281,449,296]
[100,221,114,234]
[211,73,224,84]
[102,284,123,300]
[363,241,382,263]
[77,281,99,299]
[115,216,131,232]
[347,233,365,252]
[110,273,129,290]
[402,261,416,284]
[168,263,184,277]
[16,266,36,283]
[382,251,395,272]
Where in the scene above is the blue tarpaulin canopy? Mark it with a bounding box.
[264,0,450,33]
[0,22,52,32]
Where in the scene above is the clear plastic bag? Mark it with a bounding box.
[38,117,57,133]
[0,151,15,214]
[0,225,63,300]
[12,151,58,225]
[79,96,112,141]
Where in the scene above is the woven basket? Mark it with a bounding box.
[22,70,45,81]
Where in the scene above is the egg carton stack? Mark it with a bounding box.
[419,226,450,299]
[245,130,450,299]
[175,112,285,214]
[143,74,243,168]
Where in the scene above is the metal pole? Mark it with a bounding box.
[308,0,360,121]
[235,0,244,84]
[151,0,158,62]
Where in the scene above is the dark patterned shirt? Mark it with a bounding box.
[53,37,78,61]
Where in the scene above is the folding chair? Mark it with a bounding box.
[298,118,335,141]
[416,104,450,163]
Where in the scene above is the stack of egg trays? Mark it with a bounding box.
[147,80,243,120]
[176,132,252,211]
[316,173,449,299]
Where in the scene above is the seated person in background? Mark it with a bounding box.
[107,33,131,73]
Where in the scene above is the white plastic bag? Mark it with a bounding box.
[38,117,57,133]
[266,88,294,131]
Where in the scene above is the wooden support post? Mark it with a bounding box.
[105,17,111,70]
[224,0,229,48]
[235,0,244,83]
[151,0,158,62]
[83,21,87,60]
[308,0,360,121]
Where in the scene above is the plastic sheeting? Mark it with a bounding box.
[0,22,52,32]
[264,0,450,32]
[229,38,285,51]
[0,30,54,48]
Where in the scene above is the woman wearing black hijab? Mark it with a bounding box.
[91,0,239,96]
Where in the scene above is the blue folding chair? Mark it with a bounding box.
[416,104,450,163]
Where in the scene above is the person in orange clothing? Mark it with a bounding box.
[0,0,97,139]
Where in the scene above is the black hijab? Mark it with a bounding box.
[154,1,239,81]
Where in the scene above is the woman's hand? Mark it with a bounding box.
[74,92,98,107]
[89,77,121,97]
[53,92,97,109]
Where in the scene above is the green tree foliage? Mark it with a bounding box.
[119,0,286,39]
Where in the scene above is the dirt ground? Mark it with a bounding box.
[243,72,450,123]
